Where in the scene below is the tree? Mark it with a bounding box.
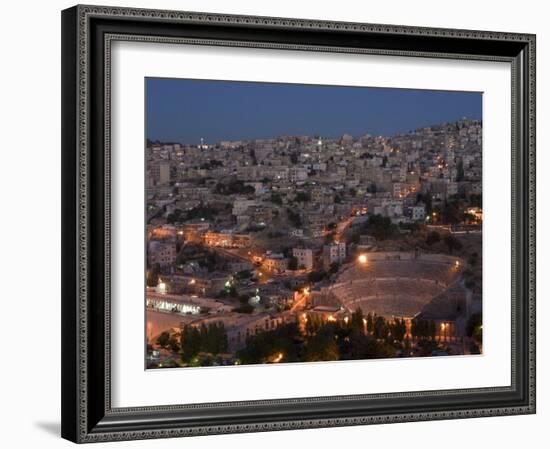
[348,232,360,245]
[469,341,481,355]
[233,304,254,314]
[411,319,433,340]
[428,320,437,340]
[366,313,374,334]
[304,334,340,362]
[468,252,479,267]
[215,179,255,195]
[466,313,483,344]
[181,325,201,361]
[249,148,257,165]
[390,318,407,342]
[205,323,228,354]
[236,323,301,364]
[287,208,302,228]
[441,200,462,224]
[373,316,388,339]
[329,262,340,274]
[416,192,432,213]
[367,183,378,194]
[350,307,365,331]
[444,235,463,254]
[426,231,441,246]
[146,263,161,287]
[470,193,482,208]
[307,270,326,283]
[365,214,397,240]
[287,256,299,271]
[168,335,180,352]
[345,331,395,359]
[156,331,170,348]
[270,192,283,205]
[456,158,465,182]
[295,191,311,203]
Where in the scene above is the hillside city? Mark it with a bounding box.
[145,118,483,368]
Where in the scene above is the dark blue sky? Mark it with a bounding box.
[146,78,482,144]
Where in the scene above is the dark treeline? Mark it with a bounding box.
[178,309,445,367]
[180,322,228,361]
[236,309,440,365]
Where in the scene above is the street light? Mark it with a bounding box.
[358,254,368,264]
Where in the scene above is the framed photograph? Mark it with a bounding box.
[61,4,536,443]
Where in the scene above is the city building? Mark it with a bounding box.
[292,248,314,270]
[323,242,346,270]
[148,240,176,268]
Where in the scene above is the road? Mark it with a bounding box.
[290,291,308,312]
[333,215,357,242]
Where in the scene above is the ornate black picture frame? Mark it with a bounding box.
[61,4,536,443]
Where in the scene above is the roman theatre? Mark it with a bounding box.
[312,251,473,337]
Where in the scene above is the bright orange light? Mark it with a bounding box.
[358,254,368,264]
[327,315,336,322]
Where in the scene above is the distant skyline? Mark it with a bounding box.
[146,78,482,145]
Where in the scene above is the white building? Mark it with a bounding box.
[232,199,257,216]
[411,204,426,221]
[148,240,176,268]
[262,253,288,273]
[323,242,346,270]
[289,166,308,183]
[292,248,313,270]
[151,160,170,186]
[393,182,403,198]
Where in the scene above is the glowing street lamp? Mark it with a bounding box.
[358,254,368,264]
[156,280,166,294]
